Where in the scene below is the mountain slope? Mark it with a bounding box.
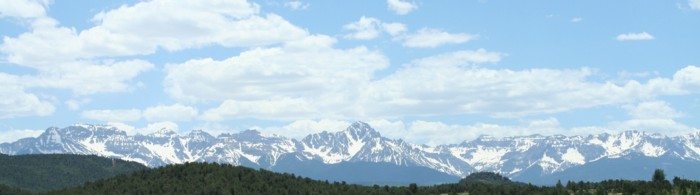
[0,153,147,192]
[2,122,700,185]
[272,157,460,186]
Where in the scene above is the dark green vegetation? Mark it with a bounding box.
[0,183,31,195]
[48,162,700,195]
[4,153,700,194]
[425,169,700,194]
[0,153,146,192]
[49,162,420,195]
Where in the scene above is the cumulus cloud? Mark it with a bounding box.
[0,0,306,95]
[143,104,198,122]
[81,109,142,122]
[343,16,383,40]
[616,32,655,41]
[0,74,54,118]
[106,122,137,135]
[0,129,44,143]
[141,121,179,134]
[257,119,351,138]
[284,1,309,10]
[0,0,48,19]
[201,98,318,121]
[387,0,417,15]
[64,99,91,111]
[25,60,154,95]
[343,16,407,40]
[396,28,478,48]
[167,35,388,119]
[166,38,700,121]
[365,49,619,118]
[625,101,684,120]
[690,0,700,10]
[605,100,692,134]
[382,22,408,36]
[363,53,700,119]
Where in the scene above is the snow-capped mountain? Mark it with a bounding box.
[2,121,700,184]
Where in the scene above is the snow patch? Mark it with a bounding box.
[640,142,665,157]
[561,148,585,164]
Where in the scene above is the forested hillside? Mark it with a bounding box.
[0,154,146,192]
[0,183,30,195]
[47,162,700,195]
[49,162,416,195]
[2,153,700,194]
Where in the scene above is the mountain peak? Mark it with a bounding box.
[345,121,380,139]
[149,128,178,137]
[232,129,266,140]
[185,130,214,142]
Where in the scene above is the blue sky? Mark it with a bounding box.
[1,0,699,145]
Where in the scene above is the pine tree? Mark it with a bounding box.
[408,183,418,194]
[653,169,666,183]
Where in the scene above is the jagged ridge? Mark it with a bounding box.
[2,122,700,182]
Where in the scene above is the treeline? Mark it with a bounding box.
[49,162,419,195]
[423,169,700,194]
[46,162,700,195]
[3,153,700,194]
[0,183,31,195]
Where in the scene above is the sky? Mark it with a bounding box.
[0,0,699,145]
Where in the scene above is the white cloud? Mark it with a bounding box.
[65,99,92,111]
[574,118,696,136]
[257,119,351,138]
[365,49,608,118]
[0,73,54,119]
[606,100,692,134]
[690,0,700,10]
[284,1,309,10]
[143,104,198,122]
[0,0,306,96]
[106,122,137,135]
[167,37,700,121]
[24,60,154,95]
[396,28,478,48]
[65,100,81,111]
[343,16,382,40]
[0,129,44,143]
[0,0,47,19]
[616,32,655,41]
[410,48,505,67]
[140,121,179,135]
[167,35,388,119]
[342,16,407,40]
[363,54,700,119]
[81,109,142,122]
[387,0,417,15]
[625,101,684,120]
[571,17,583,22]
[382,22,408,36]
[611,119,693,133]
[671,65,700,91]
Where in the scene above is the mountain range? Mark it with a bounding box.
[2,121,700,185]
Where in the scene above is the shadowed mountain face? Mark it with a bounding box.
[2,122,700,185]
